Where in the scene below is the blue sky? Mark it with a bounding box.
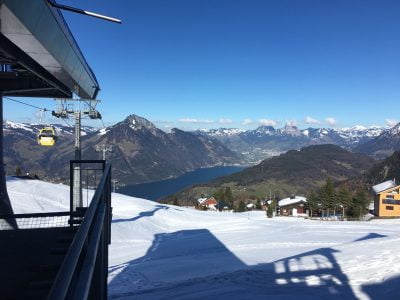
[5,0,400,130]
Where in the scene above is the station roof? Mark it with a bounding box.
[0,0,99,99]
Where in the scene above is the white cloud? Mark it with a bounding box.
[325,117,337,126]
[386,119,399,127]
[178,118,215,124]
[242,118,253,126]
[259,119,278,126]
[219,118,233,124]
[305,116,321,125]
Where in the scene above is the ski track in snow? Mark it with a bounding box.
[7,178,400,299]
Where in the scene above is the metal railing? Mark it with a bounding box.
[69,160,106,224]
[0,211,70,230]
[48,161,112,300]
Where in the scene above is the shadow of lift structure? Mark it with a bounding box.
[109,229,390,300]
[0,1,112,299]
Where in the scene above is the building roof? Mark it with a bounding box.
[0,0,99,99]
[372,180,396,194]
[279,196,307,207]
[197,197,216,205]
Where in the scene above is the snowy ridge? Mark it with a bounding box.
[198,128,246,137]
[4,121,35,133]
[7,178,400,299]
[199,124,387,143]
[4,120,97,136]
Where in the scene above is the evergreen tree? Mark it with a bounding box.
[255,198,262,210]
[267,204,273,218]
[15,166,22,176]
[307,190,319,218]
[172,197,179,206]
[337,186,352,219]
[321,178,336,218]
[352,188,369,219]
[236,200,246,212]
[272,196,279,215]
[224,187,234,208]
[213,189,225,210]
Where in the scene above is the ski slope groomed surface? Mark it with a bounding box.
[8,178,400,299]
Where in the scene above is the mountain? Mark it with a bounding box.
[4,115,243,185]
[353,123,400,159]
[196,124,384,163]
[81,115,243,184]
[3,121,95,181]
[365,151,400,185]
[163,144,376,205]
[337,150,400,194]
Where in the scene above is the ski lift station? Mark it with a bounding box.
[0,0,119,298]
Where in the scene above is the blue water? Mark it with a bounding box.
[118,166,244,201]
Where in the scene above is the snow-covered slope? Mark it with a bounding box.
[7,178,400,299]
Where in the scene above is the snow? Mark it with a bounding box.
[372,180,396,194]
[7,178,400,299]
[98,128,109,136]
[279,196,307,207]
[4,120,35,133]
[200,128,245,137]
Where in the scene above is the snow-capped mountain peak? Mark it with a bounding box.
[388,122,400,135]
[123,114,157,131]
[279,124,301,136]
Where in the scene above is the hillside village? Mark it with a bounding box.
[194,177,400,221]
[169,149,400,221]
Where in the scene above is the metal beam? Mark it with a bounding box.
[47,0,122,24]
[0,34,72,98]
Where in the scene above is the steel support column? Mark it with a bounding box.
[73,111,83,210]
[0,93,17,228]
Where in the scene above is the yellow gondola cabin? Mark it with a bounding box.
[37,127,57,147]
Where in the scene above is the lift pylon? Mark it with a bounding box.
[52,98,102,210]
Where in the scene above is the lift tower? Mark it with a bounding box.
[52,98,101,210]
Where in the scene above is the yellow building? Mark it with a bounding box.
[373,180,400,217]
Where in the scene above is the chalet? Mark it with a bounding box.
[197,196,218,210]
[373,180,400,217]
[279,195,307,216]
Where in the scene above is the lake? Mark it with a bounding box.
[118,166,245,201]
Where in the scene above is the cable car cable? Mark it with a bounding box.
[4,97,50,112]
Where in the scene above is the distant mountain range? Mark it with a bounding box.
[353,123,400,159]
[195,124,394,163]
[3,115,242,184]
[5,115,400,187]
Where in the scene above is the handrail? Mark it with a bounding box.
[47,162,111,300]
[73,204,106,299]
[0,211,69,219]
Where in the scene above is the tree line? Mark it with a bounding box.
[307,178,370,219]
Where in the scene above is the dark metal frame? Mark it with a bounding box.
[48,161,111,300]
[69,159,106,223]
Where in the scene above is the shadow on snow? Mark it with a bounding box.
[112,205,169,223]
[108,213,390,299]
